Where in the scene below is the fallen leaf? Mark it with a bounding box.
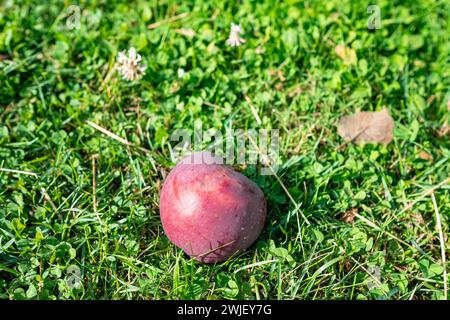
[288,85,303,97]
[335,44,357,65]
[337,108,394,144]
[175,28,196,38]
[411,213,424,225]
[418,151,433,161]
[275,82,284,91]
[341,208,358,224]
[268,69,285,81]
[437,122,450,137]
[343,260,352,272]
[169,82,180,94]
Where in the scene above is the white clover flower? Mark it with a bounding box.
[177,68,185,79]
[226,23,245,47]
[116,47,146,81]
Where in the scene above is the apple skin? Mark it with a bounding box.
[160,152,267,263]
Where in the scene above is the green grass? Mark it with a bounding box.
[1,0,449,300]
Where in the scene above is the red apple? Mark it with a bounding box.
[160,152,267,263]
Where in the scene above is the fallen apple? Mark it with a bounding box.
[160,152,267,263]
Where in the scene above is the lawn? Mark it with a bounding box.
[0,0,449,300]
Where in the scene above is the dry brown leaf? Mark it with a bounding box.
[411,213,425,225]
[337,108,394,144]
[343,260,352,272]
[169,82,180,94]
[335,44,357,65]
[175,28,196,38]
[275,82,284,91]
[437,122,450,137]
[341,208,358,224]
[418,151,433,161]
[288,85,303,97]
[268,69,277,76]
